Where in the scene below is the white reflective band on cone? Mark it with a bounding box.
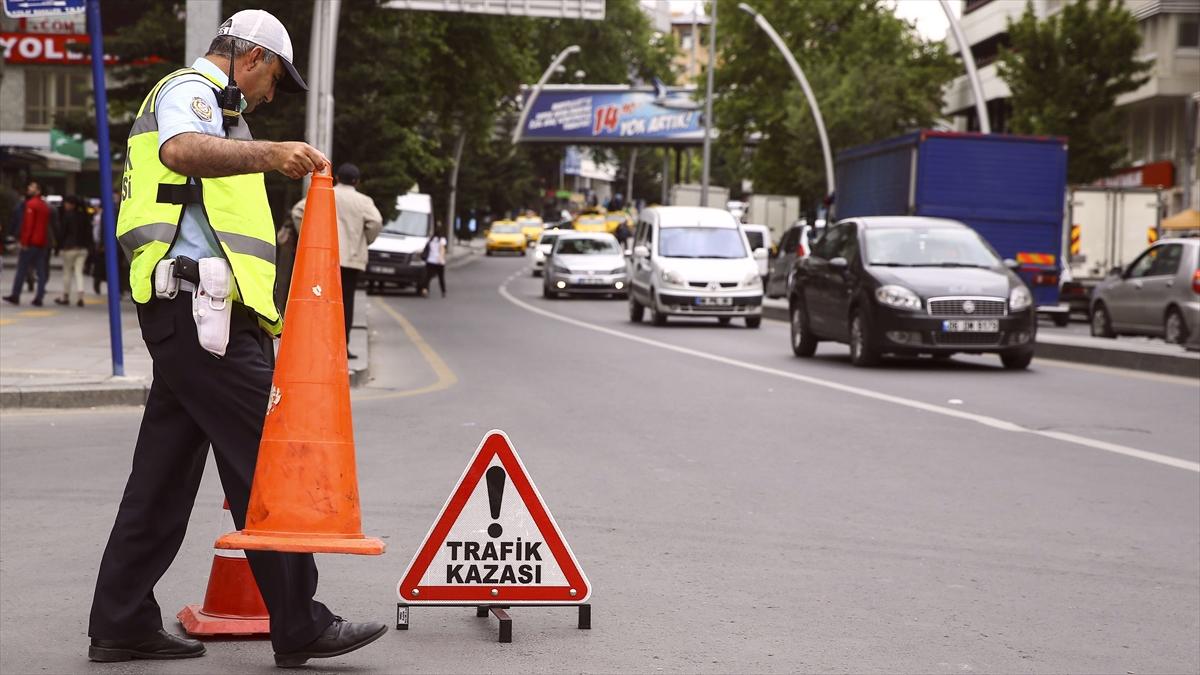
[214,505,247,559]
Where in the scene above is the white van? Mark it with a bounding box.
[364,192,433,294]
[628,206,765,328]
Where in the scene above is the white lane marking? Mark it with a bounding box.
[499,280,1200,474]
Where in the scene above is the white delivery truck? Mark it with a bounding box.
[363,191,434,294]
[670,183,730,208]
[1061,186,1162,316]
[744,194,800,243]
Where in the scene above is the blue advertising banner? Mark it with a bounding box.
[520,85,704,145]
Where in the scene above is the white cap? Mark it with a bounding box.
[217,9,306,93]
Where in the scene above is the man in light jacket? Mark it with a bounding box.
[292,163,381,358]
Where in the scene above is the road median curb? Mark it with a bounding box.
[0,380,150,410]
[761,303,1200,378]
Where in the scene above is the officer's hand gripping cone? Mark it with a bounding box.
[215,171,384,555]
[178,501,270,636]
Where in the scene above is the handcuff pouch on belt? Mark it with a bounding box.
[152,255,233,358]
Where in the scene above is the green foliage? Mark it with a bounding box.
[713,0,957,215]
[997,0,1150,184]
[87,0,675,224]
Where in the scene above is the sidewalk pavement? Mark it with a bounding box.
[0,238,475,409]
[760,297,1200,378]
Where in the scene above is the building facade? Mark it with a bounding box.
[941,0,1199,215]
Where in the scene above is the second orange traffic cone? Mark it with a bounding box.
[215,170,384,555]
[178,501,270,636]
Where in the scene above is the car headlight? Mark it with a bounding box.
[609,266,627,275]
[875,285,922,311]
[1009,286,1032,311]
[552,263,571,274]
[660,269,687,286]
[742,271,762,288]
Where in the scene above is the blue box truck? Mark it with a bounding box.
[833,131,1069,323]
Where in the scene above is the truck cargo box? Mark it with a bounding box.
[834,131,1069,312]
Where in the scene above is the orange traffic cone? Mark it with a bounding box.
[215,170,384,556]
[178,501,270,636]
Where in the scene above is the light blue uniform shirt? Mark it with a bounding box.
[157,58,246,261]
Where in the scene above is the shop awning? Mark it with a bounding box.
[0,147,83,173]
[1161,208,1199,232]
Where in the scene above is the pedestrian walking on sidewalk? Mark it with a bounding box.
[291,162,382,358]
[88,10,385,668]
[3,181,52,306]
[421,226,448,297]
[54,195,94,307]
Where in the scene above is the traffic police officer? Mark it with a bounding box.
[87,10,386,667]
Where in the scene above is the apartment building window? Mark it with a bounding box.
[25,68,91,130]
[1179,19,1199,49]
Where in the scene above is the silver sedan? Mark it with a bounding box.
[1090,238,1200,344]
[542,233,630,299]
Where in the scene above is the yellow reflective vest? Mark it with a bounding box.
[116,67,282,335]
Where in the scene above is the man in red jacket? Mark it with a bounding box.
[3,181,52,306]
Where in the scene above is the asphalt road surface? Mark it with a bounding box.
[2,252,1197,674]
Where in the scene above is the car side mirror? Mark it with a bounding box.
[829,257,849,270]
[753,248,768,260]
[1108,265,1123,278]
[1003,258,1020,270]
[633,245,649,259]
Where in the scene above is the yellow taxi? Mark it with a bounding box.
[573,212,609,233]
[604,211,632,234]
[517,215,545,246]
[486,220,527,256]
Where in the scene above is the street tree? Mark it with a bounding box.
[712,0,957,217]
[997,0,1151,184]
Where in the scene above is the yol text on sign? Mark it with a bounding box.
[397,430,590,605]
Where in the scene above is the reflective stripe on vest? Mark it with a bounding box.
[116,67,282,335]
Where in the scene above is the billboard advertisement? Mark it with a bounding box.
[519,85,704,145]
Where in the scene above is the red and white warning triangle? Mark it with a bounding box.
[397,430,591,604]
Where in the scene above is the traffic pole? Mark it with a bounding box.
[87,0,124,377]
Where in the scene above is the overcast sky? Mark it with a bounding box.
[665,0,958,42]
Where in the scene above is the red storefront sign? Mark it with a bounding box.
[1093,160,1175,189]
[0,32,115,64]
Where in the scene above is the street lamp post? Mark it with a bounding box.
[699,0,717,207]
[512,45,582,145]
[737,3,835,206]
[939,0,990,134]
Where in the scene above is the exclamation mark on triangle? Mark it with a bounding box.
[486,466,506,538]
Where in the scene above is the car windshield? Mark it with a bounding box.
[577,217,605,226]
[381,209,430,237]
[539,234,559,246]
[863,227,1000,267]
[556,238,620,255]
[659,227,747,259]
[492,224,520,234]
[518,219,542,226]
[744,230,765,250]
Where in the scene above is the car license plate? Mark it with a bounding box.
[369,265,395,274]
[942,320,998,332]
[696,296,733,306]
[576,277,608,285]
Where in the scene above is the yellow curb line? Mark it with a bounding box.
[354,298,458,401]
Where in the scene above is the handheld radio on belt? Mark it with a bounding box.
[218,41,241,131]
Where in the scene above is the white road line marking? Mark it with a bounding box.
[499,281,1200,474]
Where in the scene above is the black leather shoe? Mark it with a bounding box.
[88,629,205,662]
[274,617,387,668]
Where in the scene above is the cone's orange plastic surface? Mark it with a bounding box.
[215,171,384,555]
[178,502,270,637]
